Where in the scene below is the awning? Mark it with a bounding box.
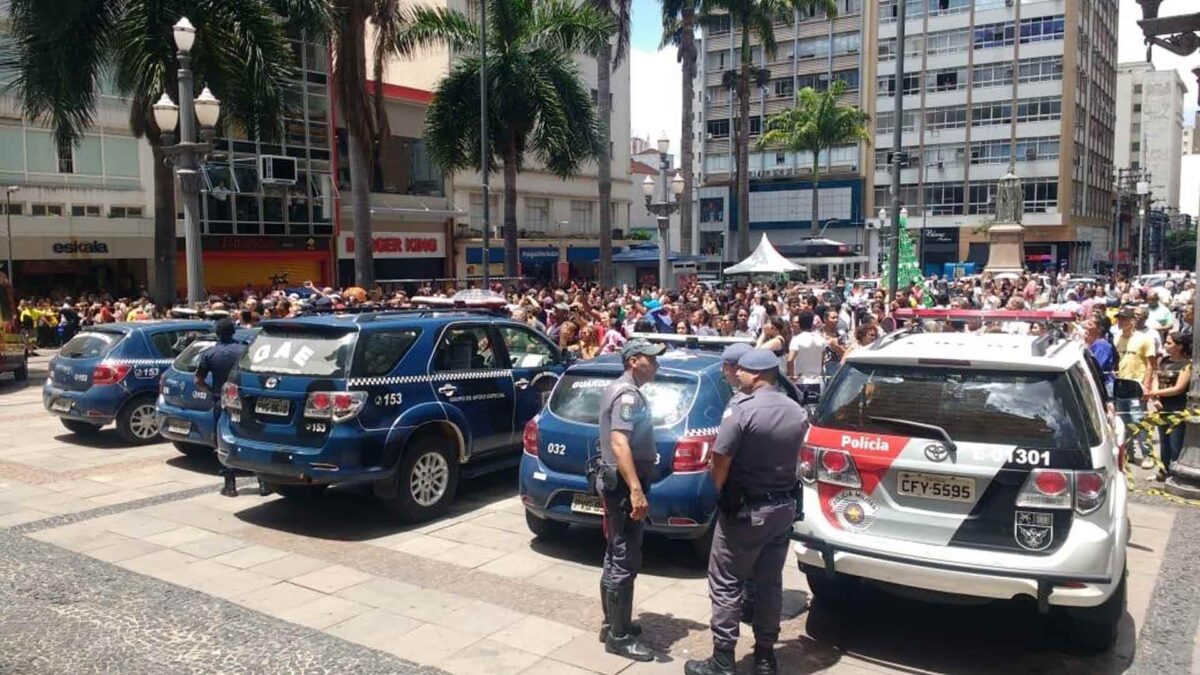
[790,255,870,264]
[723,234,805,275]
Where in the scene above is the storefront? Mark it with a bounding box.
[177,235,332,295]
[337,231,448,285]
[5,236,153,297]
[920,227,960,276]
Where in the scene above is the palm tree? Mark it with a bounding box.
[699,0,835,258]
[392,0,613,278]
[589,0,631,287]
[8,0,328,306]
[756,81,870,237]
[661,0,697,256]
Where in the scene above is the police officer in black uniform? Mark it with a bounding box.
[686,348,807,675]
[595,337,665,662]
[719,342,758,626]
[195,318,248,497]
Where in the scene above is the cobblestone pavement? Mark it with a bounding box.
[2,355,1199,674]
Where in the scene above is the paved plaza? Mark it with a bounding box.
[2,355,1199,674]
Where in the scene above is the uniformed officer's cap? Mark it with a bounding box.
[620,338,667,361]
[720,342,751,365]
[737,348,779,372]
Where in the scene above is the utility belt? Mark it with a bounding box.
[719,482,800,517]
[586,459,651,501]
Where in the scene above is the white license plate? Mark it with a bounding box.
[51,398,73,413]
[255,397,290,417]
[167,420,192,435]
[571,493,604,515]
[897,471,975,503]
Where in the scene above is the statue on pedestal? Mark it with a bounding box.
[984,167,1026,274]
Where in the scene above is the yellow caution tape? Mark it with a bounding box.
[1124,409,1200,438]
[1122,460,1200,508]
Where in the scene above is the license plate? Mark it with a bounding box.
[571,493,604,515]
[254,397,291,417]
[167,420,192,435]
[51,398,73,413]
[896,471,975,503]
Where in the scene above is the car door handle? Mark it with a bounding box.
[437,383,458,397]
[515,378,530,390]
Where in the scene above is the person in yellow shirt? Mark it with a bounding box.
[1115,307,1156,393]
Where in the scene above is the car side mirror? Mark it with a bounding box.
[1113,378,1144,400]
[562,349,578,365]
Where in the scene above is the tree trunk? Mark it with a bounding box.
[679,4,696,256]
[347,128,375,288]
[810,153,820,238]
[597,41,614,287]
[503,145,519,278]
[736,34,751,259]
[150,143,177,306]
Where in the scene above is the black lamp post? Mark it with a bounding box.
[641,135,685,291]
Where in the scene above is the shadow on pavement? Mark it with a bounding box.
[165,451,225,475]
[50,431,136,450]
[529,527,709,579]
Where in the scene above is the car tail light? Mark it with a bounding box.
[159,372,168,393]
[673,434,716,473]
[222,382,241,410]
[91,363,131,386]
[1017,469,1073,509]
[1074,470,1107,515]
[815,448,861,488]
[304,391,366,422]
[798,444,817,484]
[522,419,539,456]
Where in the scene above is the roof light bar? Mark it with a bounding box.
[894,308,1077,322]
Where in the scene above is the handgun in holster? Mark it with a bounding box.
[718,481,747,518]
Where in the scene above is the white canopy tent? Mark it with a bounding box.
[723,234,806,275]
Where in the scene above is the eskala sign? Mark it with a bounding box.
[52,240,110,255]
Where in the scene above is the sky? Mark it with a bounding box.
[627,0,1200,157]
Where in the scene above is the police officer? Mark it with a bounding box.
[719,342,757,626]
[195,318,248,497]
[686,348,807,675]
[596,337,665,662]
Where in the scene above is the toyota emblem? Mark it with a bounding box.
[924,443,949,462]
[265,377,278,389]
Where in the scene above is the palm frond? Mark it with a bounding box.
[424,58,483,173]
[527,48,602,177]
[531,0,616,60]
[391,5,479,59]
[268,0,334,37]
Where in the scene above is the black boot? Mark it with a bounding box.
[604,583,654,662]
[598,580,641,643]
[753,644,778,675]
[257,476,271,496]
[684,648,736,675]
[220,472,238,498]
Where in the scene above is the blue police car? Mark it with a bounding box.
[218,301,567,519]
[519,335,801,559]
[44,321,212,444]
[157,328,258,456]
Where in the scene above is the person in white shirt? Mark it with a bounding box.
[747,299,767,336]
[788,310,825,403]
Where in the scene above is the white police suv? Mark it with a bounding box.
[794,309,1129,652]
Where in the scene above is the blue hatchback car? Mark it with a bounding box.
[519,337,801,559]
[218,306,567,519]
[44,321,213,444]
[156,328,258,456]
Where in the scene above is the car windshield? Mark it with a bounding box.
[818,364,1096,450]
[60,331,121,359]
[240,330,355,377]
[549,372,697,427]
[172,340,215,374]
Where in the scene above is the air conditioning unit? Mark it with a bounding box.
[937,160,945,169]
[260,155,298,186]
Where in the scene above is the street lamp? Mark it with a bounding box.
[157,16,221,306]
[4,186,17,281]
[643,138,684,290]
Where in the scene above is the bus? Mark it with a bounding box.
[0,272,28,381]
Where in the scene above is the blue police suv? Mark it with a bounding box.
[45,321,212,444]
[218,301,566,519]
[519,335,801,559]
[157,328,258,456]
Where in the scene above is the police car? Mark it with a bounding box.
[793,309,1128,652]
[217,297,566,518]
[156,328,258,456]
[519,334,800,559]
[44,321,212,444]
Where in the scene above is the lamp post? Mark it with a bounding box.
[643,136,685,291]
[887,0,908,304]
[4,186,17,281]
[155,17,221,306]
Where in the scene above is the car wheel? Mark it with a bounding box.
[1062,573,1126,653]
[525,509,570,540]
[60,418,101,435]
[803,567,855,607]
[381,434,459,522]
[116,397,161,445]
[262,482,328,499]
[172,441,211,457]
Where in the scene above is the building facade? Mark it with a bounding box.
[1114,62,1185,212]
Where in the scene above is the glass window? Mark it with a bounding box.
[930,67,967,92]
[878,73,921,96]
[774,79,794,97]
[0,127,24,172]
[925,106,968,130]
[1018,56,1063,83]
[497,326,558,369]
[149,330,209,359]
[75,137,103,175]
[525,197,550,231]
[102,137,139,177]
[973,22,1015,49]
[434,326,499,371]
[70,205,102,217]
[30,203,64,217]
[60,331,122,359]
[973,62,1013,89]
[241,329,356,377]
[1020,15,1064,44]
[1016,97,1062,123]
[1014,137,1060,162]
[25,131,57,173]
[968,181,998,214]
[570,200,593,233]
[0,202,22,216]
[707,119,730,139]
[548,373,698,427]
[971,101,1012,126]
[924,182,964,215]
[171,340,216,373]
[1023,179,1058,212]
[926,28,969,55]
[352,330,421,377]
[970,140,1011,165]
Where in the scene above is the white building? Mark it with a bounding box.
[1115,62,1185,212]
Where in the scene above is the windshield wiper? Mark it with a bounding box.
[868,416,958,458]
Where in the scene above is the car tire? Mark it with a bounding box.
[116,397,161,445]
[525,509,570,540]
[60,418,101,435]
[381,434,460,522]
[263,482,328,500]
[1062,573,1126,653]
[172,441,211,457]
[803,567,855,607]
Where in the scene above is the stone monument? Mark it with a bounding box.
[984,168,1025,274]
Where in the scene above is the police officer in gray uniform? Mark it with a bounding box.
[686,348,807,675]
[719,342,759,626]
[596,337,665,662]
